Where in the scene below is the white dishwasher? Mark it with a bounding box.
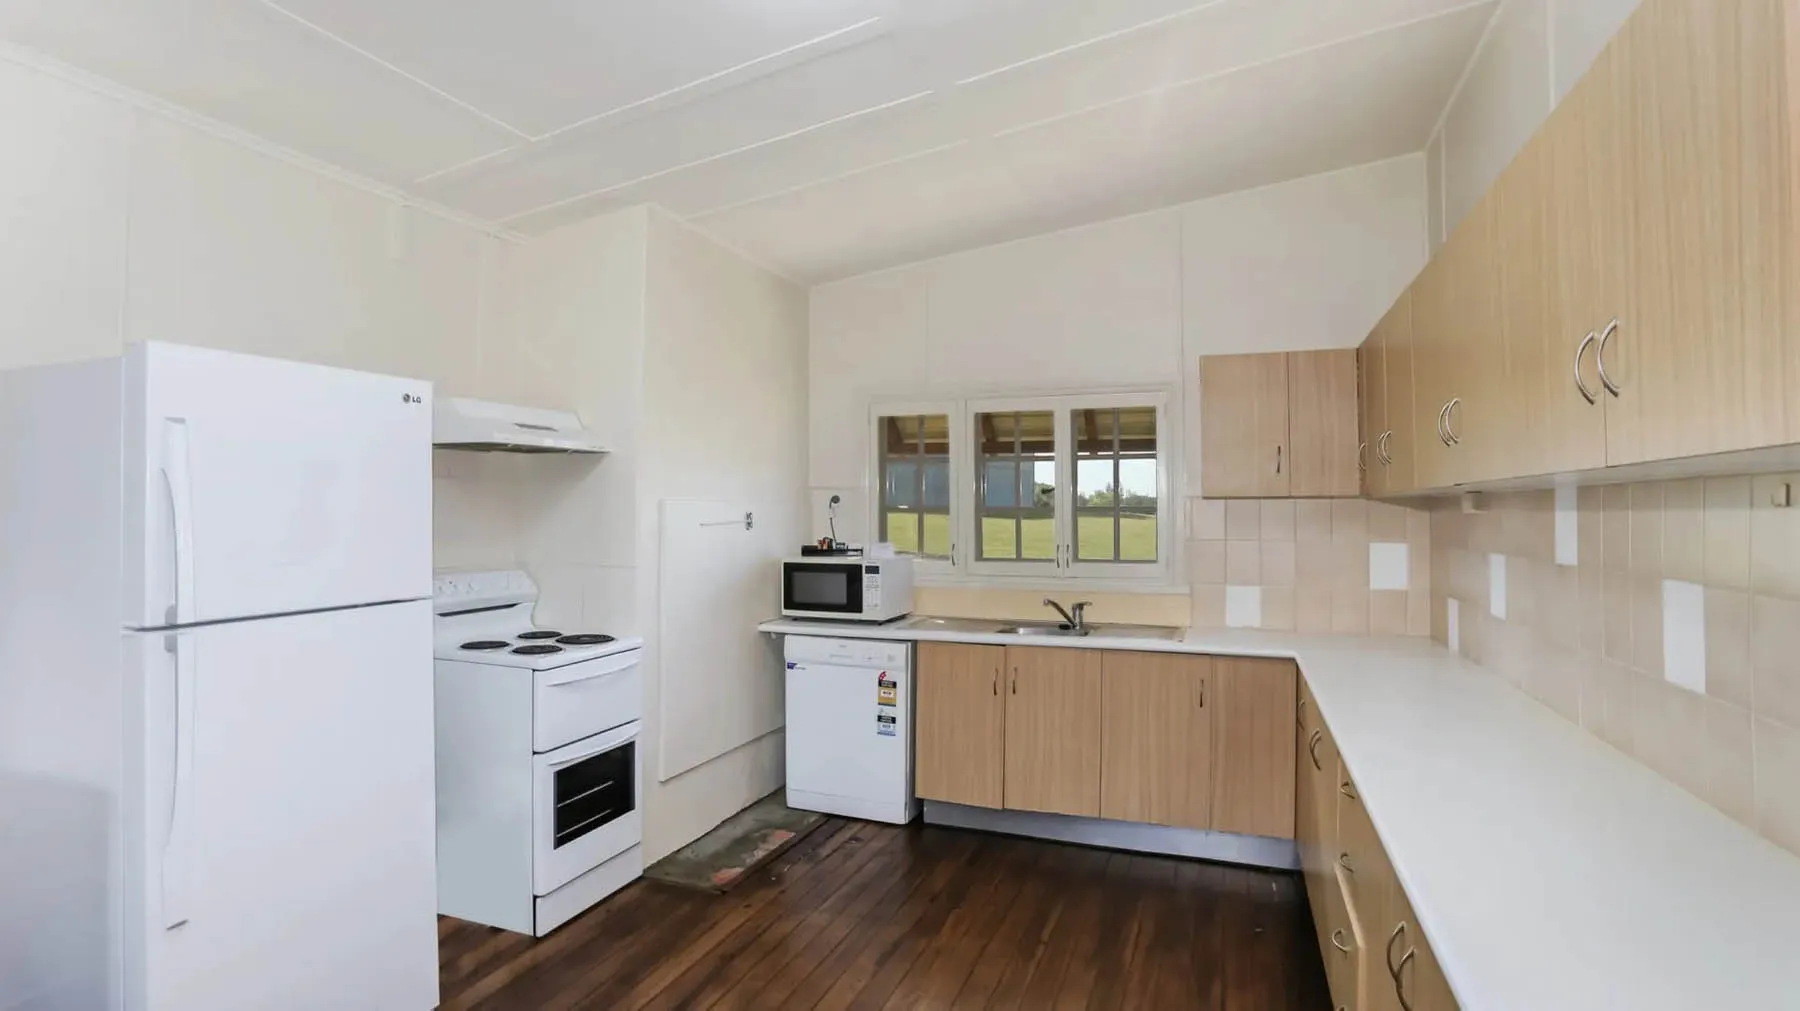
[784,636,917,824]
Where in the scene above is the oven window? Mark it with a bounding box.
[784,564,861,613]
[553,741,635,850]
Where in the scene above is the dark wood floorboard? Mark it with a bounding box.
[440,818,1332,1011]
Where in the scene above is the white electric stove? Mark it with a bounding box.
[432,570,644,937]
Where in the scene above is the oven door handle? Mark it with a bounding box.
[540,650,641,688]
[543,720,640,770]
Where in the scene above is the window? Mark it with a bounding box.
[871,392,1174,583]
[877,413,951,560]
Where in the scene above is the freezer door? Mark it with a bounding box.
[124,342,432,629]
[133,601,437,1011]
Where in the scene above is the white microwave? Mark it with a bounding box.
[780,555,915,623]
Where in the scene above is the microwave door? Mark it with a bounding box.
[784,564,864,616]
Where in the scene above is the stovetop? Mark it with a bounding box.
[432,569,642,670]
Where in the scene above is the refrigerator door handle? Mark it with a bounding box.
[162,418,196,627]
[162,631,197,929]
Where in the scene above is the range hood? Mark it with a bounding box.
[433,397,606,454]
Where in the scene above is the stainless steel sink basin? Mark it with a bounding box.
[995,622,1090,637]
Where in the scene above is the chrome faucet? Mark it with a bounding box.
[1043,598,1094,631]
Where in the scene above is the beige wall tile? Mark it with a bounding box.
[1408,589,1431,638]
[1333,538,1369,592]
[1332,588,1370,635]
[1754,717,1800,857]
[1407,507,1431,548]
[1631,577,1664,679]
[1629,482,1663,579]
[1332,499,1368,542]
[1580,660,1636,753]
[1579,485,1604,568]
[1431,592,1449,646]
[1297,585,1333,634]
[1507,556,1539,631]
[1191,540,1226,586]
[1296,500,1333,542]
[1225,539,1261,585]
[1368,501,1409,542]
[1260,500,1295,541]
[1603,569,1633,668]
[1370,590,1407,636]
[1540,563,1581,649]
[1262,587,1295,631]
[1750,475,1800,598]
[1225,499,1261,541]
[1579,556,1605,654]
[1751,593,1800,730]
[1703,476,1752,590]
[1532,643,1583,726]
[1296,538,1333,590]
[1260,540,1296,588]
[1192,585,1226,629]
[1192,498,1227,540]
[1603,484,1630,572]
[1705,588,1753,710]
[1705,700,1756,827]
[1662,479,1706,585]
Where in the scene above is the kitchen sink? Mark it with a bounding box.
[995,622,1090,637]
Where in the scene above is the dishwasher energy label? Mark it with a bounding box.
[877,673,897,707]
[876,711,897,736]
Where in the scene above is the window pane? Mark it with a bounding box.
[1071,405,1158,563]
[876,413,950,560]
[976,410,1055,562]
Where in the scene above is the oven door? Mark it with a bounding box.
[782,562,864,617]
[533,720,641,897]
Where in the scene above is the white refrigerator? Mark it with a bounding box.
[0,343,439,1011]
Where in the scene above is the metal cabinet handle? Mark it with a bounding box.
[1358,442,1367,473]
[1573,331,1599,404]
[1596,317,1622,396]
[1393,949,1417,1011]
[1340,780,1357,800]
[1276,444,1283,474]
[1436,401,1452,446]
[1010,668,1017,695]
[1296,696,1307,728]
[1197,679,1206,708]
[1386,920,1410,977]
[1330,929,1350,953]
[1337,852,1353,873]
[1444,398,1462,445]
[1378,430,1393,465]
[1307,729,1323,769]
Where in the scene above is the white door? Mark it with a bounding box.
[124,342,433,630]
[785,662,910,808]
[133,600,437,1011]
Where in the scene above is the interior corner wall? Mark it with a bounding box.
[1430,0,1643,246]
[635,209,808,863]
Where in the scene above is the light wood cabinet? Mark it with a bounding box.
[1210,657,1296,839]
[1099,652,1212,829]
[1201,349,1360,498]
[1003,646,1103,817]
[1200,352,1291,498]
[915,642,1006,808]
[1362,291,1416,497]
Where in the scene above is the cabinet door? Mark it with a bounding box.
[1601,0,1788,463]
[1289,349,1363,497]
[1379,291,1418,495]
[1359,338,1381,497]
[915,642,1006,808]
[1003,646,1102,817]
[1099,652,1213,829]
[1323,863,1362,1011]
[1211,657,1296,839]
[1408,253,1456,491]
[1445,196,1507,484]
[1200,353,1290,497]
[1387,882,1461,1011]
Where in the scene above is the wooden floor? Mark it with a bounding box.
[439,819,1330,1010]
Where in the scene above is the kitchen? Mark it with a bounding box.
[3,1,1800,1009]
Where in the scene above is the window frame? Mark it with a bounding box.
[867,389,1177,587]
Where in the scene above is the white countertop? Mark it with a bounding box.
[759,616,1800,1010]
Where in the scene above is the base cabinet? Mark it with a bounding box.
[915,646,1298,839]
[1297,673,1460,1011]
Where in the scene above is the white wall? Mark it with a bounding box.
[1427,0,1642,249]
[808,155,1429,540]
[0,49,518,570]
[636,209,807,860]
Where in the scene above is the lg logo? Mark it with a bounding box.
[401,393,423,405]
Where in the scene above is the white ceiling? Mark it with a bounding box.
[0,0,1496,282]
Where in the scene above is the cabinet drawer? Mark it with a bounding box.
[1336,771,1389,928]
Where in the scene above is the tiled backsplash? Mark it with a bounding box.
[1189,498,1432,636]
[1430,477,1800,859]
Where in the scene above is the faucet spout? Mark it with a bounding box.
[1042,598,1077,628]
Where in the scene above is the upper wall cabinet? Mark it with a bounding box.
[1200,350,1359,498]
[1363,0,1799,495]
